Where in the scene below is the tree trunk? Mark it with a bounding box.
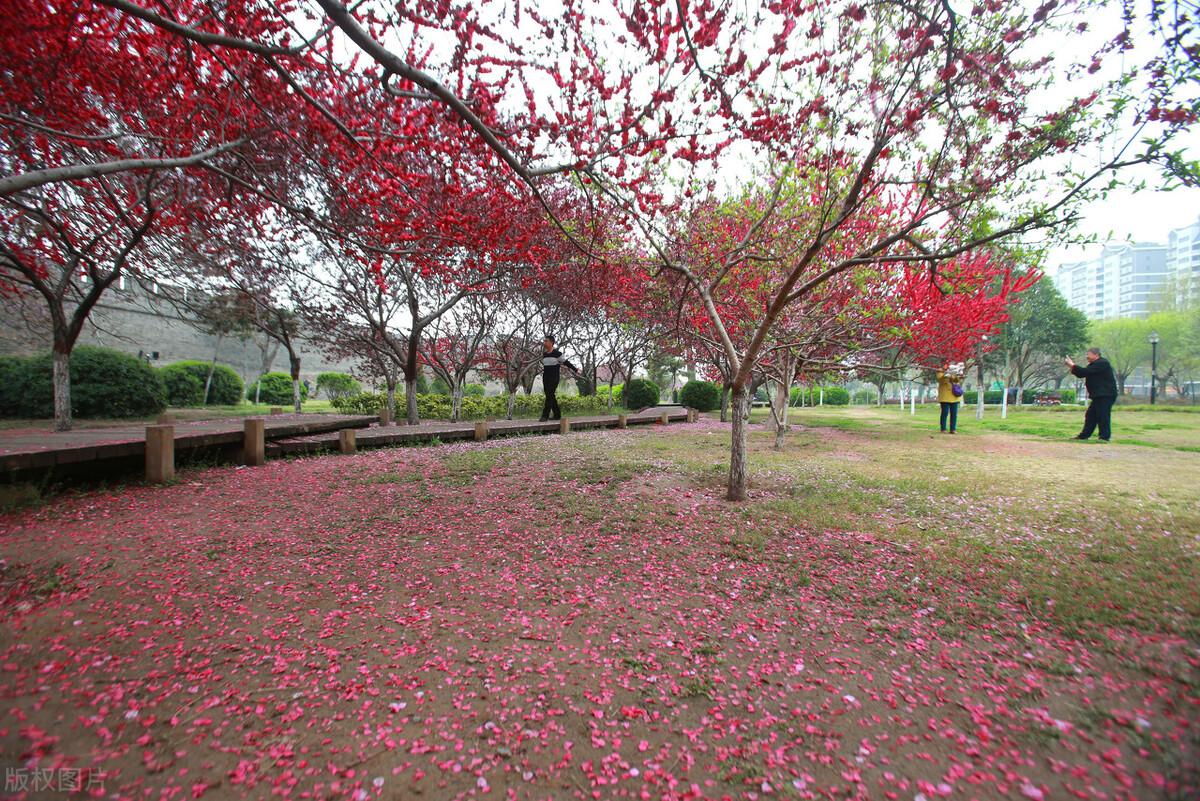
[385,377,397,421]
[450,381,463,422]
[976,363,985,420]
[772,385,790,450]
[204,333,224,405]
[290,355,302,414]
[607,377,615,410]
[507,389,516,420]
[720,384,730,423]
[405,375,419,425]
[765,379,789,433]
[727,384,750,501]
[52,345,72,432]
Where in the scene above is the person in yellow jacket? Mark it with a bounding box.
[936,363,965,434]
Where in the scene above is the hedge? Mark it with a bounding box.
[679,380,720,411]
[789,386,851,406]
[853,388,877,404]
[315,372,361,400]
[0,346,166,419]
[595,384,624,405]
[624,378,660,409]
[957,389,1078,405]
[159,365,205,407]
[331,391,617,420]
[248,372,308,405]
[160,360,244,405]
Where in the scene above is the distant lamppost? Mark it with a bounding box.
[1149,331,1160,405]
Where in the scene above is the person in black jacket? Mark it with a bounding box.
[538,335,579,421]
[1065,348,1118,442]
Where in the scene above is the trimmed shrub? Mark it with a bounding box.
[624,378,660,409]
[315,372,361,401]
[463,383,486,397]
[3,346,166,418]
[789,386,851,406]
[680,380,720,411]
[162,360,244,405]
[248,372,308,405]
[158,363,206,407]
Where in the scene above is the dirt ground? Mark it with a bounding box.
[1,418,1196,799]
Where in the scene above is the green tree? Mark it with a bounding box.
[1089,317,1151,395]
[1146,311,1198,398]
[995,278,1089,401]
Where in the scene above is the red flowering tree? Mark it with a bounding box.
[0,0,311,428]
[61,0,1196,495]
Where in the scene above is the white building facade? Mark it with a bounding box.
[1052,243,1167,320]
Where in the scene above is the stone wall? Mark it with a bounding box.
[0,280,359,389]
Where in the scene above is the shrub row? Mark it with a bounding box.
[0,347,167,419]
[959,389,1077,405]
[788,386,851,406]
[332,391,624,420]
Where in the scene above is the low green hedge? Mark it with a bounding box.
[331,391,618,419]
[0,346,166,418]
[789,386,850,406]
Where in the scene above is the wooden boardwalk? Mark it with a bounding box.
[0,407,691,481]
[268,407,690,456]
[0,413,376,475]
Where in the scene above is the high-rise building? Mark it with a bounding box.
[1051,242,1167,319]
[1166,215,1200,304]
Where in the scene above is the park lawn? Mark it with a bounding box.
[751,402,1200,451]
[0,413,1196,799]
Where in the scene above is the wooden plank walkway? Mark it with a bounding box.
[0,413,377,474]
[268,407,690,457]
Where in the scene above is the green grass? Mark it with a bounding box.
[620,406,1200,639]
[752,403,1200,451]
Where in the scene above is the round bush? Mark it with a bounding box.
[158,363,206,406]
[679,380,720,411]
[248,372,308,405]
[162,360,244,405]
[315,371,361,400]
[623,378,660,409]
[6,346,166,418]
[463,383,486,397]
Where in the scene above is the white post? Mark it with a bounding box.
[819,386,824,406]
[910,384,916,415]
[1000,384,1009,419]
